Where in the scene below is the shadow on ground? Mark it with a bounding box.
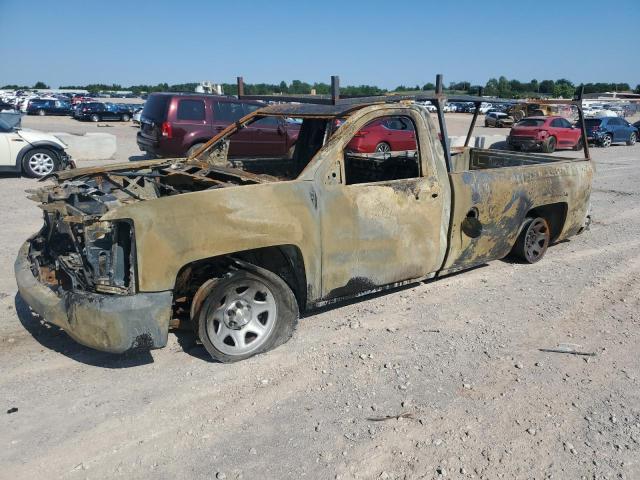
[14,293,153,368]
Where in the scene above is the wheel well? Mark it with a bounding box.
[527,203,567,242]
[173,245,307,322]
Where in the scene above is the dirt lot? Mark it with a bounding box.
[1,115,639,480]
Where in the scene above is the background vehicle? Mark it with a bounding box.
[136,93,300,158]
[26,99,72,116]
[132,106,143,125]
[508,103,552,121]
[345,116,416,153]
[585,117,637,147]
[507,116,583,152]
[0,117,73,177]
[484,111,514,128]
[73,102,132,122]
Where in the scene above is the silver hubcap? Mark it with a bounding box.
[630,134,636,145]
[603,136,611,147]
[205,278,277,356]
[28,153,54,176]
[375,143,390,153]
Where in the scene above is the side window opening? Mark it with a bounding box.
[177,99,205,121]
[343,115,420,185]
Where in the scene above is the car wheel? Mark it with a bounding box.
[196,265,298,363]
[186,143,206,157]
[601,133,612,148]
[511,217,550,264]
[484,121,489,127]
[22,148,60,178]
[375,142,391,154]
[573,137,584,151]
[541,136,556,153]
[627,132,637,146]
[90,114,100,122]
[121,114,130,122]
[37,109,46,116]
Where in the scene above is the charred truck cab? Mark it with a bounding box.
[15,75,594,361]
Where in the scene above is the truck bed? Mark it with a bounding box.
[450,148,583,173]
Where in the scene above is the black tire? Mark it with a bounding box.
[21,148,60,178]
[511,217,550,264]
[90,114,100,122]
[600,133,612,148]
[186,143,206,157]
[121,114,130,122]
[573,137,584,151]
[197,265,299,363]
[37,109,46,116]
[541,136,556,153]
[484,121,490,127]
[627,132,636,146]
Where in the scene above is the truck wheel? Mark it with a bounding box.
[187,143,206,157]
[197,265,298,363]
[600,134,612,148]
[541,136,556,153]
[511,217,550,263]
[22,148,60,178]
[627,132,636,146]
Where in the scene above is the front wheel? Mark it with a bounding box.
[511,217,550,263]
[600,133,612,148]
[627,132,636,146]
[197,265,299,363]
[22,148,60,178]
[90,114,100,122]
[121,114,130,122]
[37,109,46,116]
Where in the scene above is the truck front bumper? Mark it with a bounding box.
[15,240,173,354]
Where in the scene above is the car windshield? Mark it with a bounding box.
[516,119,545,127]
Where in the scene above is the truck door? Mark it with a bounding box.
[317,109,450,300]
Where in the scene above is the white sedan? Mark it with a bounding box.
[0,116,74,177]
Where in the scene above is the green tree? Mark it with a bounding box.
[539,80,555,94]
[635,84,640,94]
[33,81,49,89]
[484,78,498,96]
[422,82,435,91]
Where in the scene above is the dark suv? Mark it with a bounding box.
[136,93,300,158]
[26,99,72,116]
[73,102,133,122]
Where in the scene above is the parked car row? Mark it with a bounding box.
[507,115,638,152]
[72,102,137,122]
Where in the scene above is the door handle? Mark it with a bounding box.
[11,138,24,142]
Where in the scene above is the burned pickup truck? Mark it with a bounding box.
[15,76,593,362]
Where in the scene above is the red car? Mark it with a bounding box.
[347,116,417,153]
[507,116,583,153]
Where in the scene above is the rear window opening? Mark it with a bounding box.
[142,95,170,122]
[516,119,546,127]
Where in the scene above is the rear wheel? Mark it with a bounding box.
[627,132,636,146]
[600,133,612,148]
[511,217,550,263]
[121,114,130,122]
[37,109,46,116]
[90,114,100,122]
[197,266,298,363]
[375,142,391,154]
[541,136,556,153]
[573,137,584,151]
[187,143,206,157]
[22,148,60,178]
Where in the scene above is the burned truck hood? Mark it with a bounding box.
[31,159,280,219]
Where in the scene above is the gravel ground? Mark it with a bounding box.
[0,115,639,479]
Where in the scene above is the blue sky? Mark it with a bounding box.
[1,0,638,89]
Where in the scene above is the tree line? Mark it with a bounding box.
[3,78,639,98]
